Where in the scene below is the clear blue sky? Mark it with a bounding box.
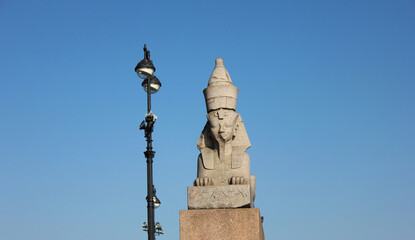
[1,0,414,239]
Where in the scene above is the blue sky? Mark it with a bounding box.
[1,0,414,239]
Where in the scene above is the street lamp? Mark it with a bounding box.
[135,44,156,78]
[135,44,163,240]
[142,75,162,94]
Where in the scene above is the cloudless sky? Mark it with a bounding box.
[1,0,414,239]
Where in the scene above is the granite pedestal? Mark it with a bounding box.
[179,208,264,240]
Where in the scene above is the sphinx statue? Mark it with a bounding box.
[187,58,255,209]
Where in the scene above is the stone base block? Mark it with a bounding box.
[188,185,252,209]
[180,208,264,240]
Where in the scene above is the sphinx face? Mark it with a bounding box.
[208,109,237,143]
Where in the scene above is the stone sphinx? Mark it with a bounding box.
[187,58,256,209]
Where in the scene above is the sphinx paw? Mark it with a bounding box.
[229,176,247,185]
[194,177,213,186]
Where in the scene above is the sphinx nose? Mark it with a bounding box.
[219,124,226,132]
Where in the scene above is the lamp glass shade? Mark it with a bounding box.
[136,67,155,79]
[135,57,155,79]
[142,76,162,94]
[153,196,161,208]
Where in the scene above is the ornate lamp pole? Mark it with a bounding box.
[135,44,163,240]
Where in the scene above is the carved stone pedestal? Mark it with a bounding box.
[179,208,264,240]
[188,185,253,209]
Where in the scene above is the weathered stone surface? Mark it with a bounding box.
[180,208,264,240]
[188,185,252,209]
[192,58,256,209]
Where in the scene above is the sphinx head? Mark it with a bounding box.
[207,109,239,144]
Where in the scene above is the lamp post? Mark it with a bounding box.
[135,44,163,240]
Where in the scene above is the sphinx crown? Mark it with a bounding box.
[203,58,238,112]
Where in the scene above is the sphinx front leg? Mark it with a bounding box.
[194,154,214,186]
[228,152,250,185]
